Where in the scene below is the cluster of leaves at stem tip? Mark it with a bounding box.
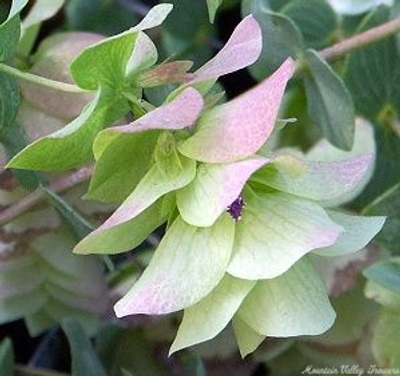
[0,0,400,370]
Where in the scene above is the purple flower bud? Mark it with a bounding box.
[227,195,245,221]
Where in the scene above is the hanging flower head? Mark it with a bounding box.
[73,15,385,357]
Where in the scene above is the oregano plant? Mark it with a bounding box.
[1,0,400,375]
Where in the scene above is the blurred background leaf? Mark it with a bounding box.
[180,352,208,376]
[371,308,400,368]
[344,6,400,122]
[243,0,303,79]
[42,187,94,240]
[0,338,14,376]
[1,122,42,190]
[66,0,139,35]
[363,183,400,253]
[0,73,20,139]
[207,0,223,22]
[364,258,400,294]
[63,319,108,376]
[95,325,170,376]
[161,0,214,69]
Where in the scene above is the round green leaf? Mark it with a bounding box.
[364,258,400,295]
[70,4,172,90]
[303,49,355,150]
[66,0,139,36]
[281,0,337,48]
[244,0,303,80]
[344,7,400,121]
[162,0,211,39]
[363,182,400,252]
[365,280,400,310]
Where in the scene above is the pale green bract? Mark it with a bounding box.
[114,215,235,316]
[236,258,336,339]
[226,190,343,280]
[170,275,256,354]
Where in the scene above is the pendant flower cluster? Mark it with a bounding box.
[73,15,385,356]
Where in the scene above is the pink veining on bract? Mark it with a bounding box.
[179,58,296,163]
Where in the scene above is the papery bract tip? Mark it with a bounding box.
[191,14,263,83]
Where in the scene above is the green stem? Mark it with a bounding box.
[319,16,400,61]
[0,62,89,93]
[123,91,155,116]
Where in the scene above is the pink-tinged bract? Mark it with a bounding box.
[93,87,204,158]
[74,148,196,256]
[130,4,173,32]
[114,215,234,316]
[113,87,204,132]
[179,58,296,163]
[314,210,386,257]
[190,14,262,83]
[176,156,270,227]
[253,153,374,207]
[90,154,195,230]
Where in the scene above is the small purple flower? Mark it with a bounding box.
[227,195,245,221]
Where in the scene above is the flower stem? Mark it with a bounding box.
[0,166,93,226]
[319,16,400,61]
[0,62,89,93]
